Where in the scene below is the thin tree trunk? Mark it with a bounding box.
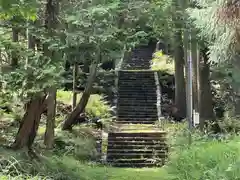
[44,88,56,148]
[172,0,186,117]
[43,0,60,148]
[72,63,78,109]
[232,58,240,115]
[191,30,199,112]
[11,27,19,67]
[199,46,214,129]
[62,63,98,130]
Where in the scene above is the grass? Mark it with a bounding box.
[0,147,167,180]
[166,135,240,180]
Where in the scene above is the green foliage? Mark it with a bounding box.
[0,1,64,101]
[151,50,174,74]
[0,0,37,20]
[56,90,111,119]
[217,116,240,134]
[167,135,240,180]
[188,0,239,62]
[54,128,100,161]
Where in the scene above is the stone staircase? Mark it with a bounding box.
[122,44,155,70]
[106,43,168,167]
[116,70,159,124]
[107,132,168,167]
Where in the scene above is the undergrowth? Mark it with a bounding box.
[56,90,112,119]
[2,120,240,179]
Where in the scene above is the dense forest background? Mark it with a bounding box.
[1,0,240,179]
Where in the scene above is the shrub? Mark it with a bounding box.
[151,50,174,74]
[56,90,112,119]
[166,132,240,180]
[54,128,100,161]
[218,116,240,133]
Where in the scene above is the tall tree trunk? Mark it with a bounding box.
[172,0,186,117]
[199,46,214,129]
[12,94,46,149]
[191,30,199,112]
[62,63,98,130]
[43,0,59,148]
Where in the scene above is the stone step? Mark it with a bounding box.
[117,106,157,110]
[123,65,150,69]
[118,79,155,83]
[108,132,166,137]
[107,141,165,146]
[117,107,157,111]
[116,118,157,122]
[118,80,155,84]
[117,111,157,114]
[119,82,155,85]
[106,162,162,168]
[117,117,157,120]
[107,149,167,154]
[117,97,157,100]
[118,78,154,81]
[118,70,154,74]
[108,136,166,141]
[117,105,157,109]
[118,80,155,83]
[118,73,154,76]
[117,116,158,119]
[107,158,163,164]
[107,152,167,159]
[117,109,157,113]
[118,102,157,105]
[118,100,157,103]
[118,88,156,91]
[119,74,154,77]
[114,120,156,124]
[117,103,157,107]
[117,113,157,117]
[118,89,156,92]
[117,108,157,112]
[118,90,156,93]
[118,86,156,90]
[118,81,155,84]
[123,59,151,62]
[117,93,156,96]
[118,106,157,109]
[117,101,157,104]
[117,115,157,118]
[107,144,167,149]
